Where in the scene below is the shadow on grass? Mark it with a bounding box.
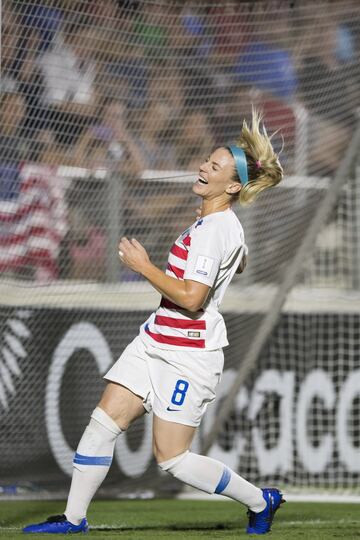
[91,522,239,533]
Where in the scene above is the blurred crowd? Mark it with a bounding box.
[1,0,359,281]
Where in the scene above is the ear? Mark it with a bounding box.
[226,183,242,195]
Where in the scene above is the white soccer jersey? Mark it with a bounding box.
[139,208,247,351]
[140,209,247,350]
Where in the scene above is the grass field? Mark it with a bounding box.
[0,500,359,539]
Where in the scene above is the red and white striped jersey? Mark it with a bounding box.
[140,208,247,351]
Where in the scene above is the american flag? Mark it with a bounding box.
[0,162,67,281]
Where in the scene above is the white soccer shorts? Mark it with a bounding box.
[104,335,224,427]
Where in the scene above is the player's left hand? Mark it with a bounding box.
[118,237,151,273]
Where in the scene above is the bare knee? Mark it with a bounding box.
[98,382,145,431]
[154,446,189,468]
[152,414,196,464]
[153,442,189,465]
[153,431,192,464]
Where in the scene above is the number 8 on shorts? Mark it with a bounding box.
[171,379,189,406]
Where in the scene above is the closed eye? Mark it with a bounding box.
[212,160,222,171]
[205,156,220,171]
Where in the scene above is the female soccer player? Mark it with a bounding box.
[23,110,285,535]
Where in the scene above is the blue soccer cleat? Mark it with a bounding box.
[246,488,285,534]
[23,514,88,534]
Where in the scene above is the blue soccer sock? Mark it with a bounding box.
[64,407,122,525]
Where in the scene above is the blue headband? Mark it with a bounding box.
[228,145,249,185]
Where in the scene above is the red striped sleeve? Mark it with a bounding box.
[170,243,188,260]
[155,315,206,330]
[167,263,184,279]
[145,325,205,349]
[182,235,191,247]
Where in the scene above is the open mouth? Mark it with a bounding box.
[197,177,208,185]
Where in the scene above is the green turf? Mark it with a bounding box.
[0,500,359,539]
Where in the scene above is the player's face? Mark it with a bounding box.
[193,147,241,200]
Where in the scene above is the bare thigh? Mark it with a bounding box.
[152,414,197,463]
[98,382,146,430]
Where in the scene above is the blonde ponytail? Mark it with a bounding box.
[231,108,283,205]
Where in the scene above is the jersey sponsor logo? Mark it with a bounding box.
[166,406,180,412]
[188,331,201,338]
[145,324,205,348]
[195,255,214,277]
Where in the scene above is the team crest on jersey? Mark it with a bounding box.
[195,219,203,229]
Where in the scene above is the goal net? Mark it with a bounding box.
[0,0,359,499]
